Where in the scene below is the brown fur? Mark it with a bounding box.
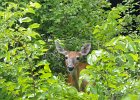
[55,41,91,91]
[66,51,81,58]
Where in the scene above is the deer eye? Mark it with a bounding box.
[76,57,80,60]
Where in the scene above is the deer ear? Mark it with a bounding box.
[55,41,67,55]
[80,43,91,56]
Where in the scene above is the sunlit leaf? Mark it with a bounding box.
[4,52,10,62]
[44,63,51,73]
[40,73,52,79]
[93,25,100,34]
[19,17,32,23]
[30,2,41,8]
[129,53,138,62]
[108,83,117,89]
[37,60,48,66]
[25,8,35,14]
[38,40,46,45]
[29,23,40,29]
[122,94,139,100]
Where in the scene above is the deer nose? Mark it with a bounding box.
[68,67,74,71]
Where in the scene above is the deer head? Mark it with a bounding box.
[55,41,91,72]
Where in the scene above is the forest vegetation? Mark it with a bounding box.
[0,0,140,100]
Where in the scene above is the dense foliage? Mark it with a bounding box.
[0,0,139,100]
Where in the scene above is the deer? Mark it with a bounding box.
[55,41,91,92]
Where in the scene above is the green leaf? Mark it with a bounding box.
[25,8,35,14]
[18,27,26,31]
[4,52,10,62]
[34,2,41,8]
[93,25,100,34]
[40,73,52,79]
[120,54,127,62]
[115,44,125,51]
[108,83,117,89]
[37,60,48,66]
[0,11,4,16]
[44,63,51,73]
[26,29,40,38]
[122,94,139,100]
[30,2,41,8]
[29,23,40,29]
[128,43,135,52]
[47,78,58,84]
[19,17,32,23]
[38,40,46,45]
[129,53,138,62]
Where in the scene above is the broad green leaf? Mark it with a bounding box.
[30,2,41,8]
[44,63,51,73]
[93,25,100,34]
[29,23,40,29]
[25,8,35,14]
[3,12,12,20]
[34,2,41,8]
[129,53,138,62]
[108,83,117,89]
[4,52,10,62]
[40,73,52,79]
[128,42,135,52]
[134,39,140,43]
[47,78,57,84]
[37,60,48,66]
[19,17,32,23]
[0,11,4,16]
[26,29,40,38]
[18,27,26,31]
[38,40,46,45]
[42,49,48,52]
[115,44,125,51]
[121,94,139,100]
[120,54,126,62]
[5,43,8,51]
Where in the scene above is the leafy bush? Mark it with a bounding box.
[0,0,139,100]
[0,2,47,99]
[0,1,98,99]
[81,36,140,99]
[34,0,111,74]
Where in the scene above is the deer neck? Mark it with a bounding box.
[70,64,80,91]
